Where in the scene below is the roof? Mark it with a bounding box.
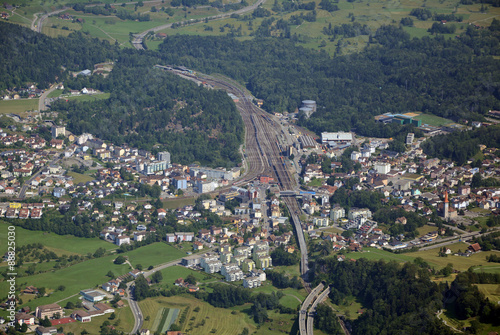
[37,303,62,312]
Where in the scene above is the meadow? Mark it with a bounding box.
[0,221,115,256]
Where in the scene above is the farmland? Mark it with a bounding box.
[139,295,256,334]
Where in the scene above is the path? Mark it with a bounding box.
[436,310,463,333]
[52,292,80,305]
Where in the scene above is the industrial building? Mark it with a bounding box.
[321,132,353,146]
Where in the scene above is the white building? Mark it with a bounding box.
[374,162,391,175]
[330,206,345,222]
[321,132,353,145]
[243,277,262,288]
[348,208,372,220]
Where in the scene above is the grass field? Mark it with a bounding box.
[124,242,186,268]
[0,99,39,115]
[0,253,132,309]
[140,295,257,334]
[0,221,115,256]
[332,295,364,320]
[409,242,500,271]
[66,93,110,102]
[475,283,500,303]
[347,247,415,263]
[67,171,94,184]
[412,112,454,127]
[162,197,196,209]
[417,224,439,237]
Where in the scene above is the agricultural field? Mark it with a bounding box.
[139,295,257,334]
[475,283,500,303]
[152,307,180,333]
[0,99,39,115]
[346,247,415,263]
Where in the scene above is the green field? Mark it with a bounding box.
[0,222,115,256]
[124,242,186,268]
[412,113,454,127]
[0,253,132,309]
[475,283,500,303]
[347,247,416,263]
[66,93,110,102]
[67,171,94,184]
[0,99,39,115]
[409,242,500,271]
[163,197,196,209]
[417,224,439,237]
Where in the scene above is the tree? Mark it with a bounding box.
[151,271,163,284]
[114,255,126,264]
[40,316,52,327]
[106,270,115,278]
[65,301,75,309]
[185,274,196,285]
[58,285,66,291]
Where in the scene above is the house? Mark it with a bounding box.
[468,243,481,253]
[53,187,66,198]
[35,303,64,319]
[15,313,35,325]
[115,235,130,246]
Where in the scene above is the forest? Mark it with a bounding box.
[312,258,455,335]
[0,21,118,90]
[158,25,500,139]
[421,125,500,164]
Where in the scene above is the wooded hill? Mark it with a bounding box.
[158,24,500,139]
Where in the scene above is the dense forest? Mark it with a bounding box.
[158,25,500,138]
[421,125,500,164]
[312,258,455,335]
[0,21,118,90]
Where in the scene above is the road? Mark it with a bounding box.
[299,283,324,335]
[307,286,331,335]
[132,0,267,49]
[128,259,182,334]
[38,83,59,112]
[31,8,68,33]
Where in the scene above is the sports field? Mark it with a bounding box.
[0,99,39,115]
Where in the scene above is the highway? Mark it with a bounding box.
[299,283,324,335]
[307,286,331,335]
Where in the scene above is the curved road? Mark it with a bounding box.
[299,283,324,335]
[132,0,267,49]
[307,286,330,335]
